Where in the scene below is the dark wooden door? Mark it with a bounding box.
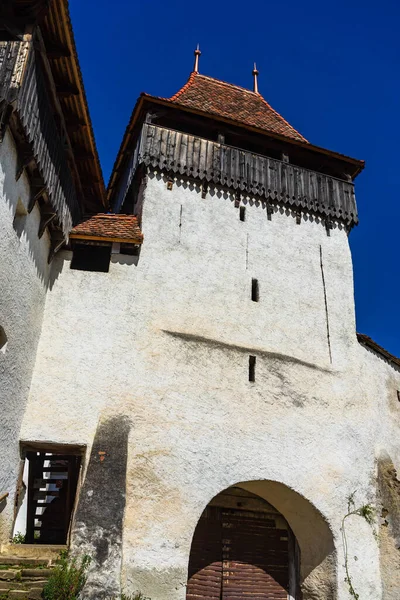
[222,509,289,599]
[187,505,290,600]
[187,506,223,600]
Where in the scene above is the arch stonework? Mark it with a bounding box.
[186,481,336,600]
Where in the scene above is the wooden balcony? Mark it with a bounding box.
[0,38,80,236]
[124,123,358,228]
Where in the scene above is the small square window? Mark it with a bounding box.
[71,244,111,273]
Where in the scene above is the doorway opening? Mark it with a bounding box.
[14,447,83,545]
[186,486,300,599]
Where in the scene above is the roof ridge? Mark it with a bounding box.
[191,73,256,95]
[169,71,197,101]
[257,94,308,143]
[167,71,307,142]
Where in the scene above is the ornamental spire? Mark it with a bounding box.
[193,44,201,73]
[252,62,259,94]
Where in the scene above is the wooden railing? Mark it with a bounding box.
[117,123,358,228]
[0,39,80,235]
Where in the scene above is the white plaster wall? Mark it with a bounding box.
[0,129,51,542]
[22,173,400,599]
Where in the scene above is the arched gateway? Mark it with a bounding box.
[186,487,300,600]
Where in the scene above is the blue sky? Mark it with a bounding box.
[70,0,400,355]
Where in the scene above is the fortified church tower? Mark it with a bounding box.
[1,17,400,600]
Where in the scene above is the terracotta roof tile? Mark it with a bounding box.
[70,214,143,243]
[164,72,307,143]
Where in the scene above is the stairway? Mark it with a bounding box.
[0,545,66,600]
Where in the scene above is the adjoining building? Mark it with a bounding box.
[1,2,400,600]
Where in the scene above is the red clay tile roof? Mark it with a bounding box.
[165,72,307,143]
[70,214,143,243]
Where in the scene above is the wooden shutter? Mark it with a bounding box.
[221,509,289,600]
[187,506,223,600]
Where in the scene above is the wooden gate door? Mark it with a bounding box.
[187,499,291,600]
[221,509,289,599]
[187,506,223,599]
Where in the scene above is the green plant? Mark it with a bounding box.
[42,550,91,600]
[341,491,375,600]
[11,531,25,544]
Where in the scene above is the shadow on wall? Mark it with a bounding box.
[71,415,131,600]
[1,131,68,291]
[377,453,400,600]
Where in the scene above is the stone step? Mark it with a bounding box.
[21,569,53,578]
[0,544,66,563]
[0,569,18,580]
[0,557,49,567]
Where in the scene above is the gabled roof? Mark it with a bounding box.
[167,72,307,143]
[70,214,143,244]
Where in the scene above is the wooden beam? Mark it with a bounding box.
[64,113,87,132]
[70,233,143,244]
[55,82,79,97]
[48,235,66,263]
[38,211,56,239]
[44,40,71,59]
[28,186,46,213]
[74,150,94,160]
[15,154,34,181]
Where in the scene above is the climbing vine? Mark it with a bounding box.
[341,491,375,600]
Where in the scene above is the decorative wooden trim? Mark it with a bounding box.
[134,123,358,228]
[107,94,364,205]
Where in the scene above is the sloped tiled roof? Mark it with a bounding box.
[70,214,143,243]
[166,72,307,143]
[357,333,400,369]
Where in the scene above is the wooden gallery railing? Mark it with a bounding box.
[118,123,358,229]
[0,37,80,236]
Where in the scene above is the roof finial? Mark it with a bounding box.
[252,62,259,94]
[193,44,201,73]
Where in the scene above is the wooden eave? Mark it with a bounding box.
[107,93,365,205]
[357,334,400,370]
[39,0,106,212]
[69,233,143,244]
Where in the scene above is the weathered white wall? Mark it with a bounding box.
[21,173,400,599]
[0,129,51,542]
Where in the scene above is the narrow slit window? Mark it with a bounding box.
[239,206,246,222]
[251,278,259,302]
[249,356,256,382]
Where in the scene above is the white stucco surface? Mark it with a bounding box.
[0,129,51,542]
[19,173,400,599]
